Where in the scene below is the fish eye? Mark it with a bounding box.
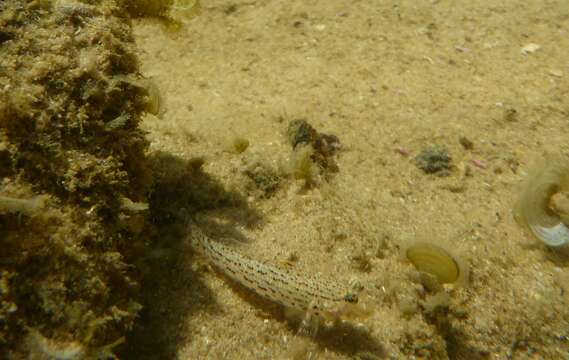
[344,293,358,303]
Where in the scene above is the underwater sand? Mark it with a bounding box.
[126,1,569,359]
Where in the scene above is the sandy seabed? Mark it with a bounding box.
[125,1,569,359]
[2,0,568,359]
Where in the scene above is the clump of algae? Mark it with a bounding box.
[242,158,282,199]
[288,145,321,186]
[0,0,153,357]
[415,146,453,176]
[285,119,342,187]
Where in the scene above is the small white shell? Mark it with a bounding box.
[529,223,569,247]
[514,153,569,247]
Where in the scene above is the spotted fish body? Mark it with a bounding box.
[191,224,360,321]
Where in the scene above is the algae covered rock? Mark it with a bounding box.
[286,119,342,187]
[415,147,453,176]
[0,0,153,357]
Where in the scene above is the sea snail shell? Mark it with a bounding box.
[514,153,569,247]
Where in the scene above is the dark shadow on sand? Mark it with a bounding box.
[121,151,263,359]
[123,151,385,359]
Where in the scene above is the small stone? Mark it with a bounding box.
[230,136,249,154]
[242,160,281,198]
[459,136,474,150]
[503,107,518,122]
[314,24,326,31]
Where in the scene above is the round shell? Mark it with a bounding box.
[514,153,569,247]
[405,243,462,284]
